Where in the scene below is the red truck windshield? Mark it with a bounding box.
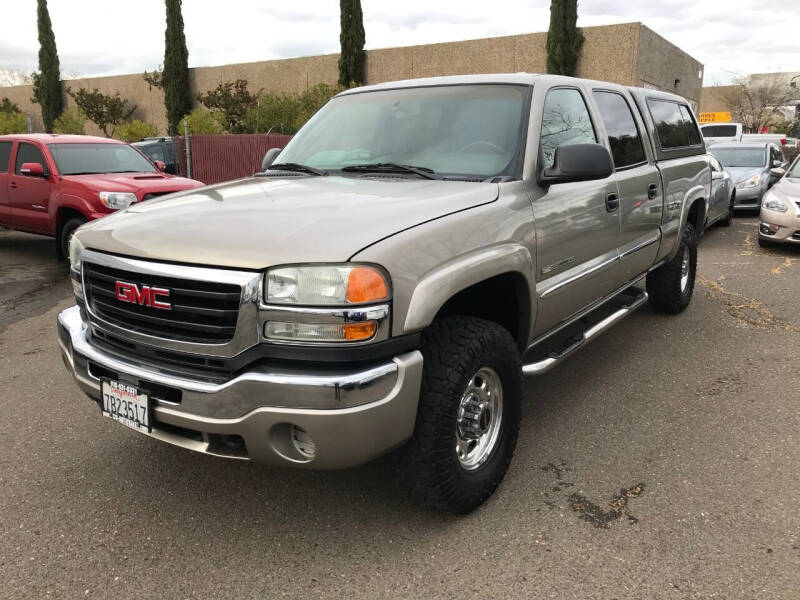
[48,143,156,175]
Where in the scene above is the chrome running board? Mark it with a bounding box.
[522,289,648,377]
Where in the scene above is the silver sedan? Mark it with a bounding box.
[758,155,800,247]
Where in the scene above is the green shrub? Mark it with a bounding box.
[244,83,347,135]
[53,108,86,134]
[115,120,158,142]
[0,111,27,134]
[179,108,224,134]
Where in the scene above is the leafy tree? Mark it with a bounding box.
[143,67,164,90]
[67,87,136,137]
[0,111,27,134]
[179,108,225,134]
[338,0,365,86]
[1,98,21,114]
[163,0,192,134]
[244,83,347,135]
[717,75,800,133]
[52,108,86,134]
[546,0,584,77]
[197,79,258,133]
[31,0,64,131]
[115,120,159,142]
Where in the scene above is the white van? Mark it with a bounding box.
[700,122,742,146]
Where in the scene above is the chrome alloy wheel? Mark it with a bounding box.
[680,246,691,292]
[455,367,503,470]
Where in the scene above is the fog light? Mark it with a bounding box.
[291,426,316,459]
[264,320,377,342]
[760,222,779,235]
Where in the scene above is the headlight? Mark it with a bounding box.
[266,265,389,305]
[99,191,137,210]
[737,175,760,189]
[68,234,85,272]
[762,195,788,213]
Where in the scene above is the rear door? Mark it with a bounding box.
[0,140,12,224]
[591,89,662,280]
[531,85,625,334]
[6,141,53,233]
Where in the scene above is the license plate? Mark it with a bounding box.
[101,379,150,434]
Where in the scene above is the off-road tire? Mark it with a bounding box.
[404,317,522,514]
[58,217,86,263]
[646,222,697,314]
[720,191,734,227]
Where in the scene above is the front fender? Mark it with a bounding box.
[49,193,100,227]
[661,183,708,263]
[403,243,535,333]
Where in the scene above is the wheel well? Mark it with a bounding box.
[432,272,530,351]
[687,199,706,234]
[56,207,86,234]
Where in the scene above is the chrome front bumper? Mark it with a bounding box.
[57,305,423,469]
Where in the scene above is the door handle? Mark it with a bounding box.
[606,192,619,212]
[647,183,658,199]
[9,181,17,189]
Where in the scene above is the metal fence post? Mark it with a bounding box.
[184,118,193,180]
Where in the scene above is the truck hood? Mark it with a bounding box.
[63,172,202,194]
[75,175,499,269]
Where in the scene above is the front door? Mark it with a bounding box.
[531,86,624,335]
[6,142,53,233]
[591,89,662,280]
[0,141,12,225]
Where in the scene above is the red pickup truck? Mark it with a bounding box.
[0,134,203,258]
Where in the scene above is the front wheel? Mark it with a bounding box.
[57,217,86,263]
[646,222,697,314]
[404,317,522,514]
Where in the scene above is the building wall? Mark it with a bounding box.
[0,22,701,136]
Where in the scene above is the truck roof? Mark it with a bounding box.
[338,72,691,105]
[0,133,123,144]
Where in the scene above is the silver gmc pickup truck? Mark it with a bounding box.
[58,74,711,513]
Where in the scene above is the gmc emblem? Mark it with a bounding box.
[114,281,171,310]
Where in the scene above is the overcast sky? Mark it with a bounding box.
[1,0,798,85]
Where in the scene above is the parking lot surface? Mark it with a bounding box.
[1,219,799,599]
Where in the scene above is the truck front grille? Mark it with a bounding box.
[84,262,241,343]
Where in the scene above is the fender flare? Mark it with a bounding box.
[402,243,535,335]
[664,184,706,262]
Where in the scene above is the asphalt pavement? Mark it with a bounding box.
[1,219,799,599]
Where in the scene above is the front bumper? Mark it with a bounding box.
[733,185,764,208]
[57,305,423,469]
[759,208,800,245]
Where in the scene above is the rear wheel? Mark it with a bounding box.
[646,222,697,314]
[404,317,522,514]
[57,216,86,263]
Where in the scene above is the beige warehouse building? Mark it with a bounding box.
[0,22,703,136]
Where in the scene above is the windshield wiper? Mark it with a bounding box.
[341,163,440,180]
[265,162,327,176]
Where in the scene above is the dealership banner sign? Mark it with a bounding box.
[699,111,732,123]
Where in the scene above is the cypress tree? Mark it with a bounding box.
[32,0,64,131]
[546,0,584,77]
[163,0,192,134]
[338,0,366,87]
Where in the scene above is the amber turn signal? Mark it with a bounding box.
[342,321,378,341]
[346,267,389,303]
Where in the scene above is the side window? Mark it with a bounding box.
[144,145,165,163]
[15,143,48,175]
[540,88,597,169]
[647,99,696,149]
[0,141,12,173]
[678,105,702,146]
[592,91,646,169]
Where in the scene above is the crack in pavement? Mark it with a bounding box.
[698,275,800,333]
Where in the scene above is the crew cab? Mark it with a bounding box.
[0,134,203,258]
[58,74,710,513]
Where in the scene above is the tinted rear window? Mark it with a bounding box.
[593,91,646,168]
[701,124,737,137]
[0,141,11,172]
[647,98,702,150]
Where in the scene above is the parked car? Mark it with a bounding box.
[708,142,788,209]
[132,137,179,175]
[758,155,800,247]
[0,134,204,258]
[707,154,736,227]
[58,74,710,513]
[701,122,743,146]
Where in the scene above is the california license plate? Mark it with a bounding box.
[101,379,150,434]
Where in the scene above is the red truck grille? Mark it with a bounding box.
[83,262,241,343]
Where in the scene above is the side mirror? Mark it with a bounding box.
[711,171,724,180]
[540,143,613,185]
[20,162,46,177]
[155,160,166,172]
[261,148,282,171]
[769,167,786,179]
[772,159,784,168]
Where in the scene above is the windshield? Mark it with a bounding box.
[48,143,156,175]
[276,84,529,178]
[709,147,766,168]
[788,157,800,178]
[701,125,737,137]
